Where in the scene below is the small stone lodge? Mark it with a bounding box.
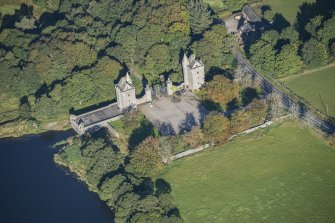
[224,4,261,45]
[70,53,205,135]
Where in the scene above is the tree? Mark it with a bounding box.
[231,99,268,133]
[187,0,212,34]
[249,40,277,75]
[203,112,231,143]
[182,126,205,148]
[261,30,280,47]
[15,17,36,30]
[317,16,335,46]
[280,26,299,44]
[144,44,171,82]
[128,137,163,178]
[301,38,329,68]
[263,9,274,22]
[276,45,303,77]
[99,174,127,201]
[19,100,32,119]
[305,15,324,38]
[191,25,234,72]
[199,75,238,110]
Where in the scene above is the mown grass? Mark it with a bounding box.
[283,65,335,117]
[161,121,335,223]
[261,0,316,24]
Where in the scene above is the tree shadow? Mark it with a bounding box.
[38,11,64,30]
[197,103,209,125]
[134,177,155,198]
[156,121,176,136]
[207,66,234,81]
[200,99,222,112]
[274,38,290,51]
[1,4,33,30]
[241,87,259,106]
[155,178,171,196]
[128,119,155,150]
[272,13,290,32]
[178,112,197,133]
[295,0,335,41]
[226,98,239,111]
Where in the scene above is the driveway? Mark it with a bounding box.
[139,93,208,135]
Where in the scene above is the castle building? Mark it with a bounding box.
[115,72,137,111]
[182,54,205,92]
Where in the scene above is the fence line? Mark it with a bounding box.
[232,48,335,135]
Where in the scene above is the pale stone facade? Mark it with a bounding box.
[182,54,205,92]
[115,72,137,112]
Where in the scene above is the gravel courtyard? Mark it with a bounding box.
[139,93,208,135]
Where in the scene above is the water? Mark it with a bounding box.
[0,131,114,223]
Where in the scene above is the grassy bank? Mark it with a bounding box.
[283,65,335,117]
[161,121,335,222]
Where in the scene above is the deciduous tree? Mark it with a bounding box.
[203,112,231,143]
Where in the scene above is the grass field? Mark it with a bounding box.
[161,121,335,223]
[283,65,335,117]
[261,0,316,24]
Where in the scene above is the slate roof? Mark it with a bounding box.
[117,72,134,91]
[76,103,122,127]
[188,54,204,69]
[242,4,261,22]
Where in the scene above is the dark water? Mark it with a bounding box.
[0,131,113,223]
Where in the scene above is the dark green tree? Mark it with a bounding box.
[187,0,212,34]
[301,38,329,68]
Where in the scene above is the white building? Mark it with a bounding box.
[115,72,152,112]
[182,54,205,92]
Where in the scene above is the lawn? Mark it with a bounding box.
[161,121,335,223]
[261,0,316,24]
[283,65,335,117]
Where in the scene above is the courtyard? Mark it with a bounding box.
[139,93,208,135]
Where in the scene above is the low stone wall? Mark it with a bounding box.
[171,120,277,161]
[171,143,212,161]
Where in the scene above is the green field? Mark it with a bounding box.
[283,65,335,117]
[161,122,335,222]
[261,0,316,23]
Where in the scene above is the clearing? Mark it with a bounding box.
[282,64,335,117]
[161,121,335,223]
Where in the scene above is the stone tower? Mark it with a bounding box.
[115,72,136,111]
[182,53,205,92]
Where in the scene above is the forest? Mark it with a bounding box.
[0,0,234,130]
[247,0,335,78]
